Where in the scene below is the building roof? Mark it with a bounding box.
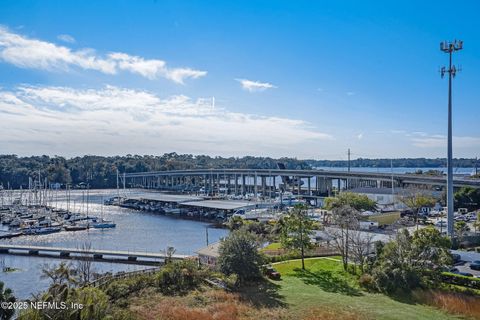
[349,187,401,195]
[128,192,204,203]
[196,242,221,258]
[180,200,259,210]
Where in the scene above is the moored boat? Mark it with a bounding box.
[64,224,88,231]
[91,220,116,228]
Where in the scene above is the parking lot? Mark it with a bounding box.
[451,250,480,277]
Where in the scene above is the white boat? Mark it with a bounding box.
[92,199,115,228]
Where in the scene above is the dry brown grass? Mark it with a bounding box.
[413,289,480,319]
[127,288,369,320]
[129,289,289,320]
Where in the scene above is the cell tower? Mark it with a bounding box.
[440,40,463,237]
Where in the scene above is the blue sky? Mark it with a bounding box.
[0,0,479,159]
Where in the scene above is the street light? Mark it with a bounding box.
[440,40,463,237]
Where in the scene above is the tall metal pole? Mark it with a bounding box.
[447,48,454,237]
[440,40,463,237]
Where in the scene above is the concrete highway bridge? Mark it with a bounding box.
[123,168,480,197]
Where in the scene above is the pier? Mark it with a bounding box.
[0,244,188,265]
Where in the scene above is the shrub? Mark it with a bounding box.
[358,273,375,292]
[218,229,264,284]
[156,260,207,295]
[104,274,156,300]
[441,272,480,290]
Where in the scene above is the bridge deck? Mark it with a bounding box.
[124,168,480,188]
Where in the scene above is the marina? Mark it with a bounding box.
[0,189,228,298]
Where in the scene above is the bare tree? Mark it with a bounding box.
[328,205,359,271]
[348,228,375,273]
[75,241,95,285]
[165,246,176,264]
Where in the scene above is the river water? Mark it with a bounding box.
[0,189,228,299]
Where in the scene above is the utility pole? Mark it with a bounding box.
[347,148,351,173]
[440,39,463,237]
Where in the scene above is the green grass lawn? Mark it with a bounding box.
[262,242,282,250]
[268,257,463,320]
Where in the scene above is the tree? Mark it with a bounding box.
[349,228,375,273]
[40,262,77,302]
[455,221,470,245]
[473,212,480,233]
[20,262,110,320]
[0,281,15,320]
[218,228,264,284]
[226,215,245,231]
[165,246,176,264]
[328,205,359,271]
[75,242,95,285]
[454,186,480,211]
[371,227,451,294]
[280,204,315,270]
[399,191,436,229]
[324,192,377,212]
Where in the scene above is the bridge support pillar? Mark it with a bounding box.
[261,176,266,198]
[241,174,246,196]
[308,177,311,195]
[254,172,258,199]
[296,176,301,195]
[234,174,238,195]
[209,174,213,196]
[272,176,276,196]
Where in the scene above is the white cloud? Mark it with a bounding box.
[57,34,75,43]
[411,135,480,148]
[357,133,363,140]
[346,91,355,96]
[0,26,206,84]
[0,85,332,157]
[236,78,277,92]
[165,68,207,84]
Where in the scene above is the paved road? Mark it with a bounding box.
[451,250,480,276]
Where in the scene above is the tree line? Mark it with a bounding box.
[0,154,309,189]
[1,154,478,189]
[307,157,479,168]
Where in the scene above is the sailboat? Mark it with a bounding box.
[91,196,116,229]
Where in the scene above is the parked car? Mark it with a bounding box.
[469,260,480,271]
[264,266,281,280]
[451,253,462,264]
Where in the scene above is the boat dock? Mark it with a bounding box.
[119,192,265,221]
[0,244,188,265]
